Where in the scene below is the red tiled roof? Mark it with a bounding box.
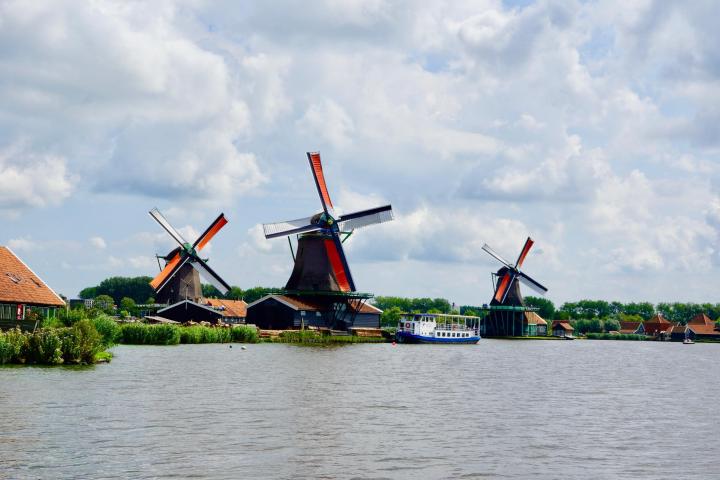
[202,298,247,318]
[687,313,713,326]
[667,325,687,334]
[0,247,65,307]
[552,321,574,331]
[687,324,720,336]
[619,321,643,333]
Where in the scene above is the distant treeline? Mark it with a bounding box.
[78,276,278,305]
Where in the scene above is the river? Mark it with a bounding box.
[1,340,718,479]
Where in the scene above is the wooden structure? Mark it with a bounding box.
[480,237,548,337]
[257,152,393,331]
[246,294,381,331]
[552,321,574,338]
[0,246,65,331]
[619,321,645,335]
[155,298,248,325]
[643,314,672,336]
[524,311,548,336]
[685,314,720,340]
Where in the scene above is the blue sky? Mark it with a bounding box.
[1,0,719,306]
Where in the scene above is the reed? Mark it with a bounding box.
[585,332,648,341]
[273,330,386,345]
[119,323,181,345]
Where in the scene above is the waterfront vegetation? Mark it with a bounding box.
[272,330,386,345]
[585,332,648,341]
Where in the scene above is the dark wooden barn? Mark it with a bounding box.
[156,300,223,324]
[246,294,381,330]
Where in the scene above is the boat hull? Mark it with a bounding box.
[396,331,480,344]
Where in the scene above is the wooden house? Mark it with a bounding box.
[246,294,382,330]
[685,314,720,341]
[667,324,688,342]
[201,298,247,324]
[643,314,673,336]
[0,246,65,331]
[551,320,574,338]
[524,311,548,336]
[155,298,248,325]
[619,321,645,335]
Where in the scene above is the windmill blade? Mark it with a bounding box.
[194,213,228,251]
[263,215,321,239]
[149,208,188,247]
[324,231,356,292]
[150,251,183,290]
[517,272,548,295]
[307,152,335,215]
[515,237,535,268]
[337,205,394,232]
[494,272,515,303]
[189,257,231,295]
[482,244,513,268]
[154,255,191,294]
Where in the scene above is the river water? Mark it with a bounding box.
[1,340,718,479]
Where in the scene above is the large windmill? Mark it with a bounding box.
[481,237,548,336]
[149,208,231,305]
[248,152,393,330]
[262,152,394,293]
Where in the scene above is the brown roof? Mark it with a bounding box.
[667,325,687,334]
[687,324,720,336]
[524,311,547,325]
[619,321,642,333]
[688,313,713,326]
[646,314,671,324]
[552,321,574,331]
[202,298,247,318]
[0,246,65,307]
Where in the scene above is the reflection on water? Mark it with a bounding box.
[1,341,719,479]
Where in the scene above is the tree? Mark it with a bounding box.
[603,318,620,332]
[202,284,223,298]
[524,296,555,319]
[119,297,137,316]
[380,306,403,327]
[79,276,154,304]
[94,295,115,313]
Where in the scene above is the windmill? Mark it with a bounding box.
[481,237,548,336]
[149,208,231,305]
[262,152,394,293]
[249,152,393,331]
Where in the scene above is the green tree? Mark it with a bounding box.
[119,297,137,316]
[524,296,555,319]
[94,295,115,314]
[603,318,620,332]
[380,306,403,327]
[202,284,223,298]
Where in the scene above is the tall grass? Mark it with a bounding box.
[118,323,259,345]
[585,332,648,341]
[274,330,386,345]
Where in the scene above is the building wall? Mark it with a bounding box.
[350,313,380,328]
[246,300,295,329]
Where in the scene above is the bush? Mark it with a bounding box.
[27,329,63,364]
[119,323,180,345]
[59,319,103,364]
[0,321,104,365]
[586,332,647,341]
[92,315,121,347]
[59,308,89,327]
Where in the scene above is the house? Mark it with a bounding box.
[202,298,248,324]
[524,311,548,336]
[685,314,720,341]
[552,320,574,338]
[619,321,645,335]
[156,300,223,324]
[667,324,688,342]
[643,314,673,336]
[246,294,382,330]
[0,246,65,331]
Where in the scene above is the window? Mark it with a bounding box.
[0,304,12,320]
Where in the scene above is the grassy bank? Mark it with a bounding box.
[270,330,387,345]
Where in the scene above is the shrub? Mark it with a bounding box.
[27,329,63,364]
[0,328,29,363]
[59,319,103,364]
[59,308,89,327]
[230,325,258,343]
[92,315,121,347]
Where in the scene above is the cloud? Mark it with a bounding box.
[89,236,107,249]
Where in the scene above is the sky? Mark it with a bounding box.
[1,0,719,307]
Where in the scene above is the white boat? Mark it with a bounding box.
[395,313,481,344]
[683,338,694,344]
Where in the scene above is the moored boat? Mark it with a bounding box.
[395,313,481,344]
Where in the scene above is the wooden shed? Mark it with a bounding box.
[0,246,65,331]
[551,320,574,338]
[524,311,548,336]
[246,294,381,331]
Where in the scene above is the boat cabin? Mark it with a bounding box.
[396,313,481,343]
